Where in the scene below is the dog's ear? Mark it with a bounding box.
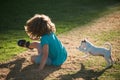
[82,39,86,43]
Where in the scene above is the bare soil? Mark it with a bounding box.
[0,11,120,80]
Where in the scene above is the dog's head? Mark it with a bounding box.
[78,39,87,52]
[78,39,94,52]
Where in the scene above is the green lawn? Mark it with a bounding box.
[0,0,119,62]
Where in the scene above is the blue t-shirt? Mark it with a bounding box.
[40,32,67,66]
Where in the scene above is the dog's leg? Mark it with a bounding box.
[109,56,114,65]
[81,53,89,58]
[104,56,111,68]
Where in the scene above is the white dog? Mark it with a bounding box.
[78,39,113,68]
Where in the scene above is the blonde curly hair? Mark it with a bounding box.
[24,14,56,38]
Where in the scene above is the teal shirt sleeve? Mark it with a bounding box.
[41,35,49,47]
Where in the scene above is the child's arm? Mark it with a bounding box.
[18,39,40,49]
[39,44,48,70]
[29,42,40,49]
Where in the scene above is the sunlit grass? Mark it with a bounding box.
[94,30,120,42]
[0,30,28,62]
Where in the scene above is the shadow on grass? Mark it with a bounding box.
[58,63,112,80]
[0,58,60,80]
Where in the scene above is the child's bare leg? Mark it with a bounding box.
[30,42,51,65]
[29,42,42,54]
[30,42,42,63]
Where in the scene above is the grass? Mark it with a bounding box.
[0,0,119,62]
[79,29,120,80]
[0,30,27,61]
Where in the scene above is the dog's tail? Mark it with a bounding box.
[103,42,112,51]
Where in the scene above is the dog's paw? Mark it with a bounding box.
[105,65,113,69]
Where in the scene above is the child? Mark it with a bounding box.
[23,14,67,71]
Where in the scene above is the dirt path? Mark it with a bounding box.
[0,11,120,80]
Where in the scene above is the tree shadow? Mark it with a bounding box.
[58,63,112,80]
[0,58,60,80]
